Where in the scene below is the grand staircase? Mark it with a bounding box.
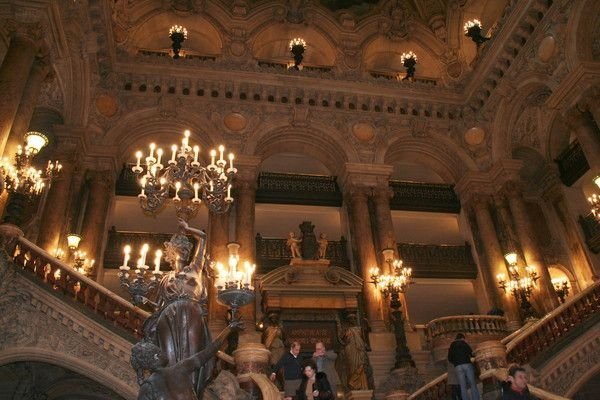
[0,230,598,399]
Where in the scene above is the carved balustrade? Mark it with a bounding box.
[255,234,350,273]
[389,181,460,213]
[4,235,149,338]
[554,140,589,187]
[578,213,600,253]
[256,172,342,206]
[397,242,476,279]
[426,315,508,363]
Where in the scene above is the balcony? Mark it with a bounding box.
[397,242,477,279]
[389,181,460,213]
[554,140,589,186]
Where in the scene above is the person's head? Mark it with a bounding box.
[131,341,166,373]
[268,312,279,324]
[290,341,301,356]
[303,360,318,379]
[163,234,193,271]
[315,341,326,355]
[455,333,465,340]
[507,365,528,391]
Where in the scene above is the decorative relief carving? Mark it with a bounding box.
[511,107,540,149]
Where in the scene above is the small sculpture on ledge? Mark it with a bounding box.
[286,232,302,259]
[318,233,328,259]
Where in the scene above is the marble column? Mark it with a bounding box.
[345,185,385,331]
[208,210,230,322]
[0,21,44,156]
[564,108,600,172]
[371,185,398,272]
[37,149,78,253]
[469,195,520,327]
[503,183,560,311]
[4,56,51,157]
[79,170,115,280]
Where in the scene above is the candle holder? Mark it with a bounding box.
[464,19,490,47]
[552,278,570,304]
[169,25,188,59]
[400,51,417,81]
[497,253,539,320]
[118,244,164,306]
[289,37,307,70]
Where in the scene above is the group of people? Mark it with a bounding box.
[270,341,341,400]
[448,334,538,400]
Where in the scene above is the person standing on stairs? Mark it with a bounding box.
[448,333,480,400]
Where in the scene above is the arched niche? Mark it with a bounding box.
[260,152,331,175]
[127,13,222,56]
[362,37,443,80]
[251,25,336,66]
[389,160,445,183]
[460,0,510,62]
[566,0,600,66]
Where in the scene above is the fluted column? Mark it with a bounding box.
[4,56,51,157]
[503,183,560,311]
[469,195,520,326]
[208,210,230,321]
[0,21,44,156]
[345,185,385,331]
[79,170,115,280]
[564,108,600,173]
[37,147,78,252]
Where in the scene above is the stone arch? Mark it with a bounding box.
[511,146,546,182]
[0,347,136,400]
[246,123,359,176]
[102,108,221,165]
[379,134,477,183]
[565,0,600,69]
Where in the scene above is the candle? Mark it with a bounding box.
[183,130,190,149]
[210,149,216,166]
[228,153,234,170]
[218,145,224,162]
[156,148,163,165]
[209,180,214,192]
[175,181,181,200]
[123,245,131,267]
[135,151,142,168]
[193,145,200,163]
[154,250,162,273]
[149,143,156,160]
[227,184,231,198]
[141,243,149,267]
[171,144,178,163]
[193,182,200,200]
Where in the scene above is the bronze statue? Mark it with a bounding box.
[338,313,373,391]
[262,312,285,366]
[143,218,213,397]
[132,320,243,400]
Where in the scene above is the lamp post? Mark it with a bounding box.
[464,19,490,47]
[289,37,307,70]
[169,25,188,59]
[400,51,417,81]
[552,278,570,304]
[370,250,415,369]
[497,252,539,320]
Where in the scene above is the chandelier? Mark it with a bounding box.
[0,131,62,196]
[214,242,256,320]
[551,278,570,304]
[400,51,418,81]
[169,25,188,59]
[132,130,237,220]
[497,252,539,320]
[289,37,307,70]
[589,175,600,220]
[464,19,490,47]
[54,234,94,275]
[118,243,164,306]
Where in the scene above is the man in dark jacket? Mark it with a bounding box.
[502,365,538,400]
[447,333,480,400]
[271,341,303,400]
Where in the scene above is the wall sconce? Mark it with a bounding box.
[289,37,307,70]
[67,233,82,250]
[169,25,188,59]
[400,51,417,81]
[464,19,490,47]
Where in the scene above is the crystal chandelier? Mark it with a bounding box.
[497,252,539,319]
[132,130,237,220]
[0,131,62,196]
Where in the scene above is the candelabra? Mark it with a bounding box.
[589,193,599,220]
[0,131,61,197]
[169,25,188,59]
[214,242,256,321]
[54,234,94,275]
[132,130,236,221]
[370,249,415,369]
[552,278,570,304]
[497,252,539,320]
[400,51,417,81]
[289,37,307,70]
[464,19,490,47]
[118,244,163,306]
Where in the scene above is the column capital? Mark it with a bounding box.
[488,159,523,190]
[234,155,261,187]
[4,19,45,51]
[455,170,493,206]
[337,162,393,193]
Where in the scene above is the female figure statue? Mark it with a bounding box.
[147,218,213,398]
[262,312,285,366]
[338,313,372,391]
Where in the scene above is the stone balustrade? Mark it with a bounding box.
[4,234,148,338]
[426,315,508,363]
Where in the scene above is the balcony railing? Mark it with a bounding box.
[397,242,477,279]
[426,315,508,342]
[579,213,600,253]
[255,234,350,274]
[554,140,589,186]
[256,172,342,206]
[3,235,148,339]
[389,181,460,213]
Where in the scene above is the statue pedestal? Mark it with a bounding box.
[290,258,330,267]
[346,389,373,400]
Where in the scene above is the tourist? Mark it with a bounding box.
[502,365,538,400]
[313,341,341,397]
[296,361,334,400]
[447,333,480,400]
[271,341,303,400]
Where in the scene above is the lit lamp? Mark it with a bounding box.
[551,278,570,304]
[464,19,490,47]
[67,233,82,250]
[289,37,307,70]
[593,175,600,189]
[169,25,188,59]
[400,51,417,81]
[497,252,539,320]
[118,243,164,306]
[370,250,415,369]
[589,193,600,220]
[214,242,256,321]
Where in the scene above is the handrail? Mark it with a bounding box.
[4,235,149,338]
[426,315,508,340]
[407,373,447,400]
[483,369,570,400]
